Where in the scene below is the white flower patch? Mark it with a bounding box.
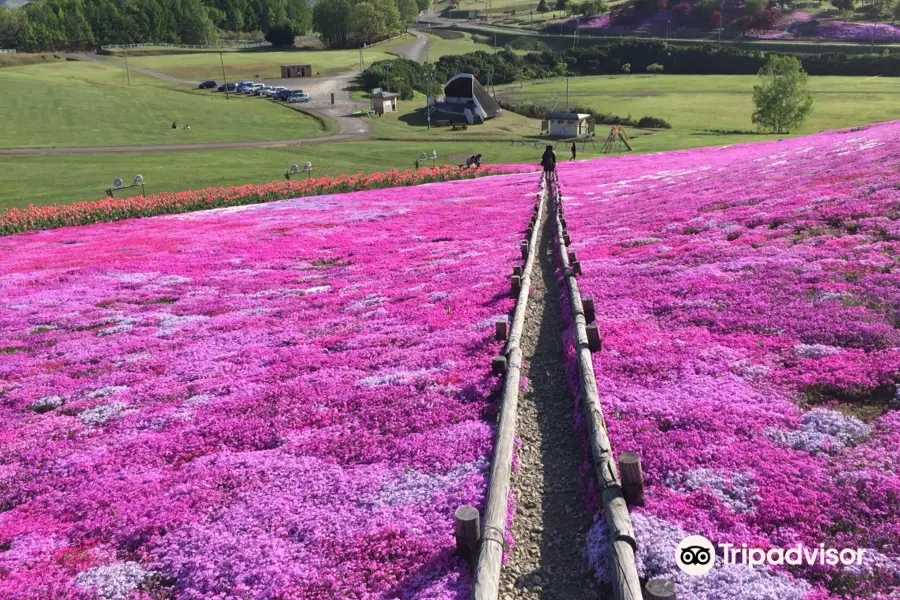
[78,402,128,426]
[154,275,191,286]
[106,272,159,284]
[88,386,127,399]
[28,396,64,413]
[347,294,385,311]
[667,469,760,514]
[842,549,900,578]
[793,344,841,359]
[371,460,487,506]
[302,285,331,295]
[766,408,871,455]
[97,316,137,338]
[473,314,508,330]
[355,362,456,388]
[74,562,154,600]
[155,313,210,337]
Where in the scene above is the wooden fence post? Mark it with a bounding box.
[586,323,601,352]
[571,260,582,276]
[563,233,571,246]
[495,320,508,341]
[492,355,507,375]
[619,452,645,507]
[511,275,521,296]
[567,251,577,264]
[646,578,676,600]
[520,240,529,259]
[583,297,596,324]
[513,266,522,277]
[454,505,481,566]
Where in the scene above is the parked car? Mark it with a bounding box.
[198,80,217,89]
[261,87,284,98]
[252,86,272,96]
[286,93,310,103]
[217,82,237,92]
[274,89,297,101]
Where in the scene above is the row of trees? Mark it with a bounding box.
[312,0,429,48]
[0,0,430,51]
[361,38,900,101]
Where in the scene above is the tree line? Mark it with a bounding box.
[360,39,900,101]
[0,0,429,51]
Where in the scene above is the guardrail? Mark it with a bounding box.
[100,42,270,50]
[0,49,17,54]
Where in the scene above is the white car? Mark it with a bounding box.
[287,93,310,103]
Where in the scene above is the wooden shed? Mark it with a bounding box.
[371,91,398,115]
[546,112,592,138]
[281,64,312,78]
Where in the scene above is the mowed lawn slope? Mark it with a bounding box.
[125,46,403,81]
[0,61,332,148]
[0,142,549,210]
[498,74,900,151]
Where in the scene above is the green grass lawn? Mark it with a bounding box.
[421,31,502,59]
[0,61,335,148]
[0,141,553,210]
[497,74,900,152]
[124,40,410,81]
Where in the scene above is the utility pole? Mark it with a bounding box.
[220,52,229,99]
[871,20,876,54]
[566,76,569,111]
[124,49,131,86]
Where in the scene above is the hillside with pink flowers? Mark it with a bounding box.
[557,122,900,598]
[0,173,540,599]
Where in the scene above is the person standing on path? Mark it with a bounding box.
[571,141,577,160]
[541,144,557,180]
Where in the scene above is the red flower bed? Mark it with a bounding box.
[0,166,530,236]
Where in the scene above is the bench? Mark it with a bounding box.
[452,123,468,131]
[435,119,452,127]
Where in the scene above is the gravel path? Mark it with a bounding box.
[498,187,602,600]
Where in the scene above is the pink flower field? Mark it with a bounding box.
[557,122,900,598]
[0,173,540,599]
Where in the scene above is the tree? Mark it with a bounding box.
[537,0,551,13]
[893,0,900,24]
[265,23,295,46]
[397,0,419,24]
[556,0,567,9]
[744,0,766,16]
[579,0,609,15]
[752,55,813,134]
[621,62,631,73]
[313,0,352,47]
[646,62,664,74]
[830,0,855,13]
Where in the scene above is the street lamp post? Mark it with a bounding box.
[386,62,392,94]
[430,150,437,168]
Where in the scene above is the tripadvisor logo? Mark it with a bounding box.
[676,535,716,576]
[676,535,868,576]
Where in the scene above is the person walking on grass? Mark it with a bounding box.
[540,144,557,180]
[571,141,577,160]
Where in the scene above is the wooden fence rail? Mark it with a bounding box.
[551,177,643,600]
[472,175,547,600]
